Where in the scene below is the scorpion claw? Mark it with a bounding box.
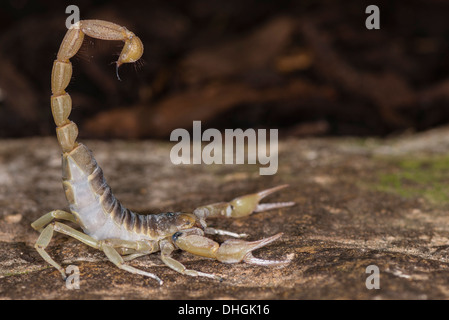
[193,185,295,222]
[243,252,293,266]
[254,201,296,213]
[256,184,290,199]
[228,184,294,218]
[193,271,222,281]
[216,232,287,264]
[174,232,289,267]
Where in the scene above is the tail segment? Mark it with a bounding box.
[50,20,143,153]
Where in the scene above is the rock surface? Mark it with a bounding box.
[2,128,449,299]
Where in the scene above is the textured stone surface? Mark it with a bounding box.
[2,128,449,299]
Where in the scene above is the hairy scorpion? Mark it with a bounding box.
[31,20,295,285]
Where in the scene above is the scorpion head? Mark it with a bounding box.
[167,212,197,233]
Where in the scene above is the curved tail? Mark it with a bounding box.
[50,20,143,153]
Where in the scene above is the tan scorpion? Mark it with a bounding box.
[31,19,295,285]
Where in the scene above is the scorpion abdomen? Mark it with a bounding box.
[61,143,190,241]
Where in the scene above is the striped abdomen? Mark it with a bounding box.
[61,143,193,241]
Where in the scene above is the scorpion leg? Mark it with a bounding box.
[98,238,159,261]
[101,244,163,285]
[34,221,99,280]
[122,252,150,262]
[159,240,223,281]
[34,221,162,284]
[193,185,295,237]
[173,232,292,267]
[93,238,162,284]
[31,209,77,232]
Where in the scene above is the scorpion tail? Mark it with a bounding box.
[50,20,143,153]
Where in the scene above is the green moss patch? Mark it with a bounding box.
[374,154,449,204]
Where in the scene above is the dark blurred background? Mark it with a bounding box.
[1,0,449,140]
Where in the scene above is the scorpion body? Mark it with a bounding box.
[31,20,294,285]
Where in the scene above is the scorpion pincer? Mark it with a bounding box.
[31,19,295,285]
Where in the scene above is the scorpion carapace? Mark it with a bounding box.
[31,19,295,285]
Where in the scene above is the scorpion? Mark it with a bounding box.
[31,19,295,285]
